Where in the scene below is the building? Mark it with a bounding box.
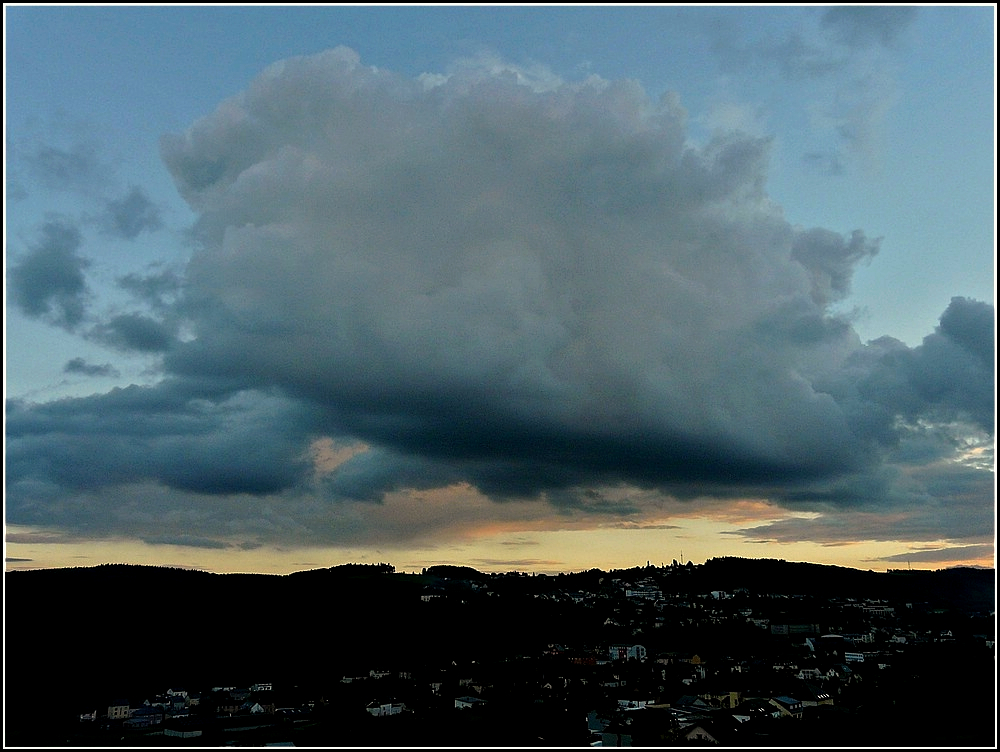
[107,700,131,721]
[608,644,647,662]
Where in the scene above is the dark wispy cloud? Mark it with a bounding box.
[873,544,995,565]
[471,558,564,570]
[25,140,106,192]
[707,8,917,174]
[8,218,91,329]
[708,15,844,80]
[5,48,993,554]
[802,151,845,177]
[117,268,183,310]
[819,6,918,50]
[140,534,230,550]
[6,172,29,202]
[103,185,163,239]
[63,357,121,378]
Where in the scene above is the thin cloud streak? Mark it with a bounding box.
[872,544,994,565]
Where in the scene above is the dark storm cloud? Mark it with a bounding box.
[738,455,994,544]
[937,295,995,370]
[63,357,120,378]
[5,383,311,502]
[149,48,981,513]
[4,48,993,552]
[103,185,163,239]
[318,446,462,503]
[154,50,883,497]
[9,219,91,329]
[91,312,175,353]
[855,298,995,434]
[820,6,918,49]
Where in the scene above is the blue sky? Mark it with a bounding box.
[4,5,996,574]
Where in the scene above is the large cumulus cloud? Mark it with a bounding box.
[6,48,994,551]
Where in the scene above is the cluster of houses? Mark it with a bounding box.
[76,568,993,746]
[80,683,284,738]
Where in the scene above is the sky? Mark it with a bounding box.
[4,5,996,576]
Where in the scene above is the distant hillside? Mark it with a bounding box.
[693,557,996,613]
[7,557,994,610]
[5,557,993,711]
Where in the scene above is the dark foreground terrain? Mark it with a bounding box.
[4,557,995,747]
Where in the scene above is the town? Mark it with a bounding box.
[5,558,995,747]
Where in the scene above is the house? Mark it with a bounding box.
[587,710,609,736]
[162,716,203,739]
[107,699,131,720]
[366,700,405,717]
[617,698,656,711]
[698,690,742,709]
[455,696,487,710]
[734,697,782,720]
[169,694,188,713]
[125,705,164,729]
[625,586,662,601]
[601,719,634,747]
[681,720,740,745]
[608,644,646,662]
[769,696,804,719]
[793,682,833,707]
[823,663,853,680]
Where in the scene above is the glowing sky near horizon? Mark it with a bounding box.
[4,5,996,575]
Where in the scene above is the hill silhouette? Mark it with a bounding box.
[5,557,994,745]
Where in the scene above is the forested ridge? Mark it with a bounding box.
[7,557,992,692]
